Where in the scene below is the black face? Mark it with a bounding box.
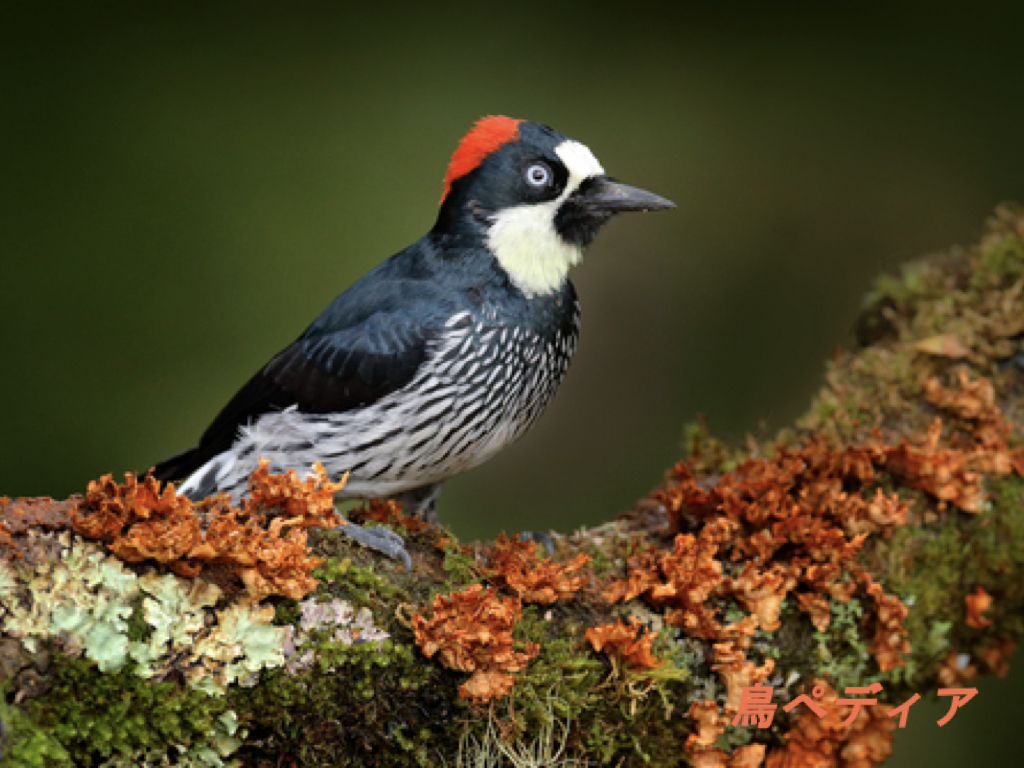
[553,176,615,247]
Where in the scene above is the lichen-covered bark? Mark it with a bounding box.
[2,206,1024,768]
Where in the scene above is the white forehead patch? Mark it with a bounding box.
[486,140,605,297]
[554,140,605,187]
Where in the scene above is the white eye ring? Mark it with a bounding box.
[525,162,551,187]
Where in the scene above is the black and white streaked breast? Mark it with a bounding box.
[196,295,581,501]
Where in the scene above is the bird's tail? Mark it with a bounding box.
[151,446,237,502]
[150,445,204,484]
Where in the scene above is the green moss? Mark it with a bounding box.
[857,474,1024,697]
[320,559,403,611]
[219,519,467,764]
[507,606,604,731]
[577,630,694,766]
[439,534,479,591]
[865,260,949,313]
[313,552,352,583]
[582,540,617,580]
[0,693,71,768]
[228,628,457,767]
[682,420,740,475]
[10,655,228,766]
[971,232,1024,291]
[811,597,871,693]
[124,596,151,644]
[272,598,302,627]
[90,710,244,766]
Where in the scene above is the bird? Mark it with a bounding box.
[151,116,674,557]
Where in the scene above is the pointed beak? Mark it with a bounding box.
[577,176,675,213]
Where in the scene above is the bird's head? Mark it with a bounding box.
[434,116,674,296]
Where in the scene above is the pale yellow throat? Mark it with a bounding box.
[486,140,605,297]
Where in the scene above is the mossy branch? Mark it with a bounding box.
[3,206,1024,767]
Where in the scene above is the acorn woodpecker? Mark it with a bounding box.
[152,116,673,552]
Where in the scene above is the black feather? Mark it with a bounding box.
[151,238,477,483]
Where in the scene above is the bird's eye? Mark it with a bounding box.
[525,162,552,188]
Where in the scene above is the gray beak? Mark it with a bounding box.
[578,177,675,213]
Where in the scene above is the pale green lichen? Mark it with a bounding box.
[0,536,287,695]
[129,574,222,677]
[128,572,288,694]
[0,561,19,594]
[188,600,286,694]
[1,538,139,669]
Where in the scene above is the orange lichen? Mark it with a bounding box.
[797,594,832,632]
[71,460,346,599]
[243,459,347,519]
[729,746,768,768]
[684,708,724,753]
[614,373,1019,675]
[881,420,987,512]
[360,498,431,532]
[484,533,590,604]
[602,545,664,604]
[729,564,797,632]
[766,681,894,768]
[411,584,538,703]
[712,641,775,716]
[606,525,726,637]
[859,577,911,673]
[964,586,993,629]
[923,370,1007,437]
[884,370,1017,510]
[684,701,767,768]
[613,442,910,667]
[937,649,979,687]
[72,472,196,542]
[976,638,1017,677]
[585,617,664,672]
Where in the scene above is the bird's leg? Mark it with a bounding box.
[321,484,443,572]
[325,484,443,570]
[337,522,413,572]
[520,530,555,555]
[323,483,443,571]
[393,483,553,552]
[393,482,552,553]
[392,482,444,524]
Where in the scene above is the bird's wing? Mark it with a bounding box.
[152,274,455,482]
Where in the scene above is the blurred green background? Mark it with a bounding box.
[2,1,1023,764]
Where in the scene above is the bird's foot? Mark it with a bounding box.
[331,483,445,572]
[338,520,413,572]
[519,530,555,555]
[393,482,443,524]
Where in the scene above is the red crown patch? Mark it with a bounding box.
[441,115,523,202]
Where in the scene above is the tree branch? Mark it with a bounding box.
[3,205,1024,768]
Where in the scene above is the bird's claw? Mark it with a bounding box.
[519,529,555,555]
[338,520,413,572]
